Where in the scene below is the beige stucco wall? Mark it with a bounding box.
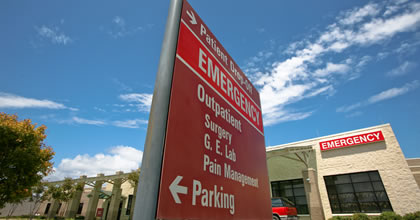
[267,123,420,219]
[103,181,135,220]
[407,158,420,189]
[36,187,106,217]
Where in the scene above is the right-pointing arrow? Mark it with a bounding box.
[169,175,188,204]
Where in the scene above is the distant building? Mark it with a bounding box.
[0,171,138,220]
[267,123,420,220]
[2,123,419,220]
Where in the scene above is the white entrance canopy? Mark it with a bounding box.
[266,145,313,168]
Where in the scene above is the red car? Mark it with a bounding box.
[271,197,298,220]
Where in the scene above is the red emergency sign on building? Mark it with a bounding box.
[96,208,104,217]
[319,130,385,151]
[155,0,272,219]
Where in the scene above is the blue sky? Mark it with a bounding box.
[1,0,420,180]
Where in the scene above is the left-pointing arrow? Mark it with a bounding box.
[169,175,188,204]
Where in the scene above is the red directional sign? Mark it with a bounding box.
[156,1,272,219]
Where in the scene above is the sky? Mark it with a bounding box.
[1,0,420,181]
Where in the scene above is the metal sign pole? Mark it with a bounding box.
[132,0,183,219]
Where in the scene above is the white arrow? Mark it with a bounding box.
[169,175,188,204]
[186,10,197,25]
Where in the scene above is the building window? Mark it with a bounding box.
[56,203,62,215]
[324,171,393,214]
[77,203,84,215]
[271,179,309,214]
[44,203,51,214]
[126,195,134,215]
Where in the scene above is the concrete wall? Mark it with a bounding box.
[267,124,420,219]
[0,200,36,217]
[37,187,106,218]
[407,158,420,189]
[103,181,135,220]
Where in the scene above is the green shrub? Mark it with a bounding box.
[353,213,370,220]
[75,216,85,220]
[377,212,402,220]
[403,211,420,220]
[328,216,353,220]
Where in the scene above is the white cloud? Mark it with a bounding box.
[46,146,143,180]
[108,16,149,39]
[353,9,420,45]
[119,93,153,112]
[339,3,381,25]
[264,108,313,126]
[387,61,416,77]
[35,25,72,45]
[113,119,148,128]
[336,103,362,113]
[337,80,419,112]
[113,16,126,28]
[248,0,420,126]
[0,93,77,110]
[346,111,363,118]
[58,116,149,128]
[72,116,106,126]
[314,62,350,77]
[367,80,419,103]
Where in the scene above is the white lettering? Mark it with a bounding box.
[198,48,207,73]
[192,180,235,215]
[372,132,381,140]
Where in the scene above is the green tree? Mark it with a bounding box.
[127,169,140,188]
[0,113,55,208]
[127,169,140,220]
[28,182,49,220]
[46,178,80,219]
[47,178,79,203]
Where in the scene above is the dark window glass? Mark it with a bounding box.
[56,203,62,214]
[285,196,295,204]
[324,171,393,214]
[338,193,356,203]
[328,194,339,203]
[326,185,337,195]
[292,179,304,188]
[336,184,354,193]
[351,173,370,183]
[330,203,341,213]
[44,203,51,214]
[271,179,309,214]
[126,195,133,215]
[284,188,294,197]
[77,203,83,215]
[360,202,379,212]
[296,205,308,214]
[375,191,389,202]
[271,183,281,197]
[378,202,393,211]
[354,182,373,192]
[372,181,385,191]
[293,188,305,196]
[356,192,376,202]
[334,175,351,184]
[295,196,307,205]
[369,172,380,181]
[340,203,359,212]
